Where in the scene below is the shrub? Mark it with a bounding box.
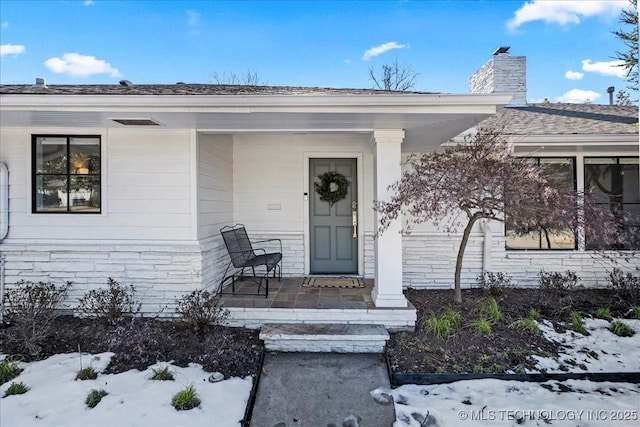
[151,365,174,381]
[480,297,503,323]
[609,321,635,337]
[3,381,28,397]
[539,270,578,293]
[175,290,229,333]
[570,310,587,335]
[76,367,98,381]
[86,389,108,408]
[4,280,70,356]
[0,359,22,385]
[510,318,539,333]
[608,268,640,305]
[632,306,640,320]
[469,319,492,335]
[77,278,139,323]
[107,318,159,368]
[594,307,613,321]
[476,272,512,296]
[171,385,200,411]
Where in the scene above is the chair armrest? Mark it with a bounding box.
[253,238,283,253]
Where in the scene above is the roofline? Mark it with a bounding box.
[0,93,513,112]
[511,134,638,143]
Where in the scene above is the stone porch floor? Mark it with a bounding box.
[219,277,375,309]
[219,277,416,331]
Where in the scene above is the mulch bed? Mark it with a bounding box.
[387,287,637,375]
[0,317,263,378]
[2,286,636,380]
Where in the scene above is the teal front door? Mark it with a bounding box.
[309,158,358,274]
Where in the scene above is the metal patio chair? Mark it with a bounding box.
[219,224,282,297]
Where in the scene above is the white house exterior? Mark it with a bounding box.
[0,51,638,319]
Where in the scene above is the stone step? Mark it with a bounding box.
[259,323,390,353]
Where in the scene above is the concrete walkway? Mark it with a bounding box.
[249,353,395,427]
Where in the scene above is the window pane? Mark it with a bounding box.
[69,176,100,212]
[35,175,66,212]
[70,137,100,175]
[584,157,617,164]
[506,229,541,249]
[585,163,618,203]
[621,163,639,204]
[585,157,640,250]
[35,137,67,174]
[506,157,576,250]
[541,158,574,191]
[546,229,576,249]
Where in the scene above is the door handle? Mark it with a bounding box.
[352,209,358,238]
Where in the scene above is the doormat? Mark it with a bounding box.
[302,277,365,288]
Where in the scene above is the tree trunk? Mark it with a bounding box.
[454,216,480,304]
[541,226,551,249]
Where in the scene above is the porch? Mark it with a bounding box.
[220,277,417,331]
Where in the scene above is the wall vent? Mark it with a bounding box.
[112,118,162,126]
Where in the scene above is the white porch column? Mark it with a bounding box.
[372,130,407,308]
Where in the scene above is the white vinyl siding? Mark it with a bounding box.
[1,127,194,241]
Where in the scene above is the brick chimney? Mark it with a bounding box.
[470,47,527,107]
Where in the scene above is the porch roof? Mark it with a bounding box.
[0,84,512,151]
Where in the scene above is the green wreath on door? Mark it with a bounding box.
[315,171,350,206]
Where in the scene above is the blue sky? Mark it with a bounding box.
[0,0,634,104]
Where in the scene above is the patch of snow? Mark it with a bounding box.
[0,352,253,427]
[380,379,640,427]
[532,318,640,373]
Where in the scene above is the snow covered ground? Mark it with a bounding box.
[533,318,640,373]
[378,317,640,426]
[0,352,252,427]
[378,379,639,427]
[2,318,638,427]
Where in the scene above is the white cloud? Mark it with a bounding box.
[565,70,584,80]
[0,44,26,57]
[362,42,407,61]
[507,0,626,30]
[83,0,94,6]
[555,88,601,103]
[581,59,627,78]
[44,53,121,78]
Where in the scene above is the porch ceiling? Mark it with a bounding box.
[0,92,512,151]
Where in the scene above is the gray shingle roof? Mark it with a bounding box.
[0,83,435,95]
[491,103,638,135]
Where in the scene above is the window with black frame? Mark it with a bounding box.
[584,157,640,249]
[505,157,576,250]
[33,135,101,213]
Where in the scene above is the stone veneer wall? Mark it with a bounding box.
[400,233,637,289]
[246,232,305,277]
[1,242,203,316]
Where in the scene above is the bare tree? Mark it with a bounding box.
[376,124,628,303]
[613,0,638,91]
[368,59,419,91]
[210,69,267,86]
[616,89,634,106]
